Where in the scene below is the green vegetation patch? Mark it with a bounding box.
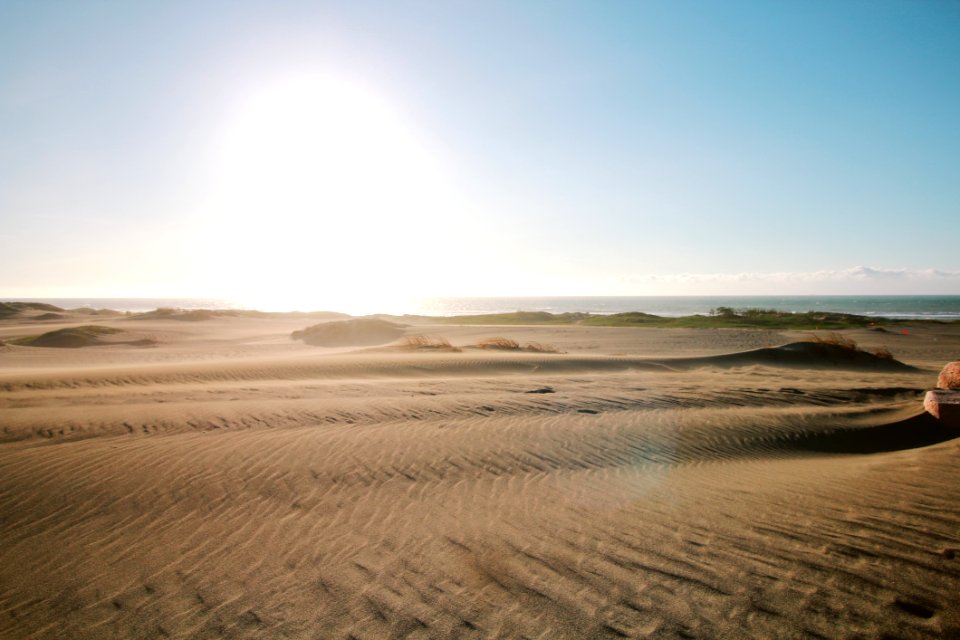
[437,311,589,325]
[584,308,889,329]
[130,307,265,321]
[131,307,348,321]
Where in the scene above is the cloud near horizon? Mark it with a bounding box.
[623,266,960,295]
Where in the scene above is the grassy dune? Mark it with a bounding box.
[0,302,64,318]
[436,311,590,325]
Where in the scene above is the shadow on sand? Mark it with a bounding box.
[788,412,957,455]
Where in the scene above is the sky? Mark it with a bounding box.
[1,0,959,307]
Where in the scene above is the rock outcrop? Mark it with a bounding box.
[924,390,960,428]
[937,361,960,390]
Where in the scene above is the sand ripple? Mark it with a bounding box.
[1,351,958,638]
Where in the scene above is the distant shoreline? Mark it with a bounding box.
[2,301,958,330]
[3,295,960,320]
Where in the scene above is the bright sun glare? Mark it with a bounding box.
[201,73,462,311]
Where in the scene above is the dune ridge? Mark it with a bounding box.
[0,340,920,393]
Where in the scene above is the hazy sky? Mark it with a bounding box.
[2,0,959,305]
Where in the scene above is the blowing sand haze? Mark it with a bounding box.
[1,309,959,638]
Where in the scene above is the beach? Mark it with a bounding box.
[1,308,959,639]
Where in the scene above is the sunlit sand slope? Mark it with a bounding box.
[1,324,958,639]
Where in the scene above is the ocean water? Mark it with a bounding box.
[8,296,960,320]
[6,298,238,314]
[410,296,960,320]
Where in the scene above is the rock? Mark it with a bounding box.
[924,390,960,427]
[937,361,960,389]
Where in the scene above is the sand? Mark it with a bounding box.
[1,310,959,639]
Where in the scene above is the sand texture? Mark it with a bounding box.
[1,312,960,639]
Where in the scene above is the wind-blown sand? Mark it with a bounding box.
[1,311,959,638]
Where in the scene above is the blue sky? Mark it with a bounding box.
[2,0,959,303]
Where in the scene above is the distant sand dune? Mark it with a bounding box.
[292,318,406,346]
[14,325,125,348]
[0,301,63,318]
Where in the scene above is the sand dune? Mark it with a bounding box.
[1,315,958,638]
[666,341,918,372]
[292,318,407,347]
[10,325,152,349]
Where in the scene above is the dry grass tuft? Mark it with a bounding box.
[399,335,461,352]
[477,337,521,350]
[523,341,561,353]
[809,332,860,351]
[475,337,563,353]
[872,346,894,360]
[809,332,896,361]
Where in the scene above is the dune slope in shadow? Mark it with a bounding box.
[663,341,918,372]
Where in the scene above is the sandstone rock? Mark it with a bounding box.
[924,390,960,427]
[937,361,960,389]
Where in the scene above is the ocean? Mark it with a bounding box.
[7,296,960,320]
